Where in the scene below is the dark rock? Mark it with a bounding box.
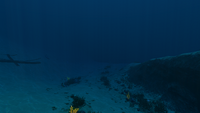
[100,76,111,87]
[101,70,109,75]
[62,77,81,86]
[70,94,86,108]
[127,51,200,113]
[77,110,86,113]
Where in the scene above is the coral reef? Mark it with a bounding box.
[69,105,79,113]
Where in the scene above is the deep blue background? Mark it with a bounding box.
[0,0,200,63]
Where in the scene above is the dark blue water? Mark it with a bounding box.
[0,0,200,63]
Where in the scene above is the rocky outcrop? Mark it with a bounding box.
[127,51,200,113]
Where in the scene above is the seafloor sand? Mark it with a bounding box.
[0,61,175,113]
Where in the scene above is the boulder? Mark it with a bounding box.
[128,51,200,113]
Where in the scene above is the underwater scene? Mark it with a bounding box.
[0,0,200,113]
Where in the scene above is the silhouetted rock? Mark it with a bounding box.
[128,51,200,113]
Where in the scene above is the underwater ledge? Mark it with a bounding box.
[127,50,200,113]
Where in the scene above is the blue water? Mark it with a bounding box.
[0,0,199,112]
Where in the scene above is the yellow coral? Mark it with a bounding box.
[126,92,130,100]
[69,105,79,113]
